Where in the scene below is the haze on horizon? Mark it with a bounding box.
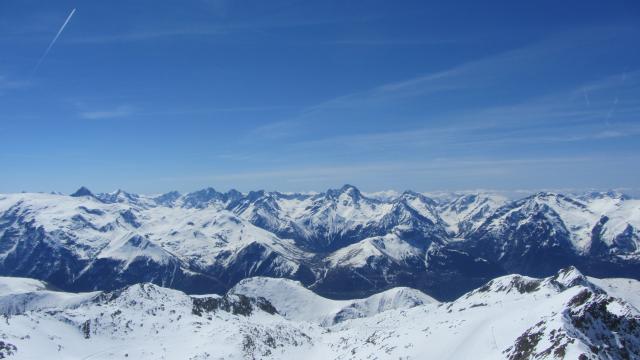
[1,0,639,194]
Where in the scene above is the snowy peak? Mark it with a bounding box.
[331,287,437,324]
[325,184,364,201]
[179,187,245,208]
[436,192,508,236]
[230,276,437,325]
[93,282,191,306]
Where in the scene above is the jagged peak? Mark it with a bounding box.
[469,267,599,299]
[92,282,187,305]
[398,190,437,204]
[186,187,220,196]
[472,274,543,295]
[114,189,138,198]
[180,187,227,208]
[528,191,562,201]
[340,184,359,192]
[225,188,244,198]
[152,190,181,207]
[245,190,266,201]
[98,189,141,202]
[547,266,594,291]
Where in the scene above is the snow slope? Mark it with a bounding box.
[588,276,640,309]
[0,268,639,359]
[0,277,49,296]
[230,276,437,325]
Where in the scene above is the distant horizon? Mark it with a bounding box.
[5,184,640,199]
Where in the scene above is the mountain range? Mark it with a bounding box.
[0,185,638,301]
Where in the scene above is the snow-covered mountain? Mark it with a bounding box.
[462,192,640,278]
[1,267,638,359]
[228,185,449,253]
[0,191,314,296]
[0,186,639,301]
[230,276,437,325]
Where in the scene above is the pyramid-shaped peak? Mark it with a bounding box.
[70,186,94,197]
[323,185,364,202]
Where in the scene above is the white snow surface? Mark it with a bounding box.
[0,192,308,274]
[326,232,424,267]
[1,268,638,359]
[0,277,99,315]
[436,192,509,235]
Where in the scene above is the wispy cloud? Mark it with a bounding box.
[141,104,296,115]
[246,25,640,153]
[69,27,226,44]
[155,156,605,184]
[295,87,640,151]
[326,38,455,46]
[243,67,640,168]
[0,75,30,95]
[69,17,353,44]
[79,105,134,120]
[283,26,639,124]
[246,121,302,141]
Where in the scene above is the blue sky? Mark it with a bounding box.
[1,0,639,194]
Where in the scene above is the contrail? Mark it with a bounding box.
[605,97,619,125]
[582,89,590,107]
[32,8,76,75]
